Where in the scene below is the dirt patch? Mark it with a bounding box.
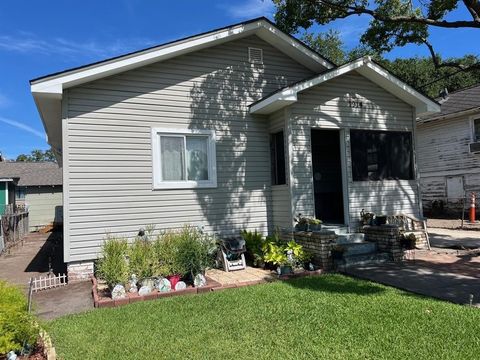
[427,218,480,231]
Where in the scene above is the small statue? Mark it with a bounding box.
[194,274,207,288]
[128,274,138,293]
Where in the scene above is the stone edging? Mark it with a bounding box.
[91,269,325,308]
[39,328,56,360]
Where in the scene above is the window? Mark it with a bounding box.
[15,186,26,200]
[270,131,286,185]
[350,130,414,181]
[474,118,480,142]
[152,128,217,189]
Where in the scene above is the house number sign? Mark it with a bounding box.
[348,98,363,108]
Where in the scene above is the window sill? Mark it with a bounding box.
[153,181,217,190]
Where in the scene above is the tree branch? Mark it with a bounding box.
[317,0,480,28]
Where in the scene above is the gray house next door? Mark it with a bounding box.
[311,129,345,224]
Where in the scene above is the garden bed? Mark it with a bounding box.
[92,268,325,308]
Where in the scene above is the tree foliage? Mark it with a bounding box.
[15,149,56,163]
[274,0,480,71]
[300,30,480,97]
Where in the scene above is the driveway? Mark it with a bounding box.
[0,231,93,319]
[345,250,480,306]
[428,228,480,249]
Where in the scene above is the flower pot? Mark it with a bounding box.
[375,216,387,226]
[295,224,308,232]
[166,274,181,290]
[309,224,322,232]
[277,265,293,275]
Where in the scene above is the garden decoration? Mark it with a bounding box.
[128,274,138,293]
[138,285,152,296]
[175,281,187,291]
[294,213,309,231]
[157,278,171,292]
[141,278,155,289]
[218,237,247,272]
[111,284,126,300]
[194,273,207,287]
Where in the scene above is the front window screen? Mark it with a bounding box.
[350,130,414,181]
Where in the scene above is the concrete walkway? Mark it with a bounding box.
[429,228,480,249]
[345,250,480,306]
[0,232,93,319]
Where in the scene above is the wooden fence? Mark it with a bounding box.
[0,210,29,254]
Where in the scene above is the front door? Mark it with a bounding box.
[311,129,344,224]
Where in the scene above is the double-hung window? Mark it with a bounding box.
[152,128,217,189]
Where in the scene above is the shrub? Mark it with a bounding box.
[0,281,37,355]
[155,226,215,278]
[128,238,157,279]
[262,234,308,268]
[96,236,129,288]
[240,230,265,267]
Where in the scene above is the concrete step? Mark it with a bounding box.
[342,242,377,256]
[322,225,349,235]
[342,252,391,267]
[336,233,365,244]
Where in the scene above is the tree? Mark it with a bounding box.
[15,149,56,162]
[274,0,480,71]
[300,29,480,97]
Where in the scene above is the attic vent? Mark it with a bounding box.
[248,47,263,64]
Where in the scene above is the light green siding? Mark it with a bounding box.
[25,186,63,230]
[0,182,6,214]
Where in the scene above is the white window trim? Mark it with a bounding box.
[151,128,217,189]
[470,115,480,142]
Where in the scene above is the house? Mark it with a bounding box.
[0,162,63,229]
[417,84,480,216]
[30,17,439,279]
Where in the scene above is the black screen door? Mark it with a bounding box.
[311,129,344,224]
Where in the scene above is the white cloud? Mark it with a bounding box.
[0,116,45,139]
[0,33,156,59]
[220,0,275,19]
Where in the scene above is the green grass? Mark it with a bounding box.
[49,274,479,360]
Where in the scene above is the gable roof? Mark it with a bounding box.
[0,162,62,186]
[30,17,334,163]
[30,17,333,94]
[250,56,440,116]
[418,83,480,123]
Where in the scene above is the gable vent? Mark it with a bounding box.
[248,47,263,64]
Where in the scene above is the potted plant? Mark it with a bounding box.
[401,233,416,250]
[294,213,309,231]
[375,214,387,226]
[308,218,322,231]
[360,209,375,225]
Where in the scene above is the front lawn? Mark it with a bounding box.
[49,274,479,359]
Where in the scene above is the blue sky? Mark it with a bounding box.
[0,0,478,159]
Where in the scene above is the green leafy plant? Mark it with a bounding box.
[96,236,129,288]
[0,280,38,355]
[261,235,308,268]
[308,218,322,225]
[128,238,157,279]
[241,230,266,267]
[155,226,215,277]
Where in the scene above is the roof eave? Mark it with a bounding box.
[250,57,441,116]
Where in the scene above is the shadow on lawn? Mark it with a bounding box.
[284,275,386,296]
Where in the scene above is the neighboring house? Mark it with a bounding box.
[417,84,480,216]
[0,162,63,229]
[30,17,439,278]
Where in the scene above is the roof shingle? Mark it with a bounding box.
[420,83,480,121]
[0,162,62,186]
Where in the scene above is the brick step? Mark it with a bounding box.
[342,252,391,267]
[342,242,377,256]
